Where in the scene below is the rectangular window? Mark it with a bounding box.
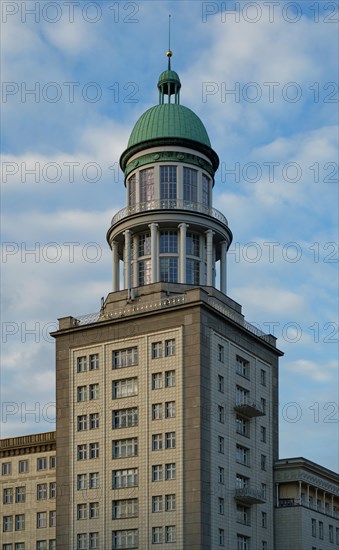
[165,432,176,449]
[336,527,339,544]
[165,525,176,543]
[77,474,87,490]
[262,511,267,528]
[261,398,267,414]
[112,438,138,459]
[218,344,224,363]
[165,339,176,356]
[165,463,176,480]
[183,167,198,202]
[89,442,99,459]
[152,403,163,420]
[236,355,249,378]
[236,415,250,437]
[140,167,154,203]
[77,356,87,372]
[237,505,250,526]
[50,456,56,468]
[218,467,225,484]
[261,454,267,471]
[77,385,87,402]
[236,445,250,466]
[329,524,334,543]
[152,434,163,451]
[37,543,47,550]
[112,407,138,429]
[218,374,224,393]
[89,502,99,519]
[49,511,56,527]
[165,494,176,511]
[90,412,99,430]
[218,497,225,515]
[236,474,249,489]
[2,463,11,476]
[237,534,250,550]
[165,401,176,418]
[15,544,25,550]
[89,353,99,370]
[165,370,176,387]
[160,165,177,201]
[152,495,163,513]
[260,369,267,386]
[160,257,178,283]
[262,543,268,550]
[236,385,250,406]
[112,468,138,489]
[3,487,13,504]
[112,529,138,549]
[89,533,99,550]
[77,534,87,550]
[319,521,324,539]
[15,514,25,531]
[37,484,47,500]
[160,231,178,253]
[152,527,162,544]
[261,483,267,499]
[88,383,99,400]
[77,504,87,520]
[112,499,138,519]
[218,436,225,454]
[128,174,136,207]
[112,378,138,399]
[18,460,28,473]
[152,342,162,359]
[37,512,47,529]
[202,174,210,207]
[152,465,163,482]
[37,457,47,471]
[260,426,267,443]
[311,518,316,537]
[49,482,56,498]
[112,347,138,369]
[219,528,225,546]
[152,373,163,390]
[77,414,87,431]
[3,515,13,532]
[89,472,99,489]
[218,405,225,423]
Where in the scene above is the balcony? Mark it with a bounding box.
[235,486,266,504]
[111,199,228,226]
[234,398,265,418]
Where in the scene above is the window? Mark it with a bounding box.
[112,378,138,399]
[77,534,87,550]
[3,515,13,532]
[218,436,225,454]
[236,356,249,378]
[183,167,197,202]
[218,497,225,515]
[77,356,87,372]
[160,231,178,253]
[77,474,86,490]
[311,518,317,537]
[319,521,324,539]
[112,347,138,369]
[260,426,267,443]
[37,543,47,550]
[165,370,176,387]
[152,495,163,513]
[18,460,28,473]
[236,445,250,466]
[261,454,267,471]
[262,511,267,528]
[112,408,138,429]
[236,474,249,489]
[165,463,176,480]
[219,528,225,546]
[14,490,25,510]
[218,344,224,363]
[152,403,163,420]
[112,468,138,489]
[236,385,250,406]
[138,232,151,257]
[336,527,339,544]
[186,258,200,285]
[237,534,250,550]
[160,165,177,201]
[186,232,200,256]
[138,258,152,285]
[160,257,178,282]
[165,432,176,449]
[77,504,87,520]
[152,373,163,390]
[37,512,47,528]
[15,544,25,550]
[236,415,249,437]
[112,499,138,519]
[218,405,225,423]
[112,438,137,459]
[37,484,47,500]
[218,375,224,393]
[262,543,267,550]
[89,383,99,400]
[89,442,99,459]
[261,483,267,499]
[165,401,176,418]
[3,544,13,550]
[112,529,138,549]
[152,527,162,544]
[89,502,99,519]
[37,457,47,471]
[202,174,210,207]
[89,533,99,549]
[218,466,225,484]
[77,385,87,401]
[261,398,267,414]
[89,353,99,370]
[89,472,99,489]
[237,505,250,526]
[260,369,267,386]
[329,524,334,543]
[128,174,136,207]
[152,434,163,451]
[89,412,99,430]
[15,514,25,531]
[165,494,176,511]
[165,525,176,543]
[49,511,56,527]
[77,415,87,431]
[140,167,154,203]
[49,482,56,498]
[165,339,176,356]
[152,342,162,359]
[78,445,87,461]
[3,488,13,504]
[152,465,163,482]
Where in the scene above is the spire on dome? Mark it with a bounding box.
[158,14,181,104]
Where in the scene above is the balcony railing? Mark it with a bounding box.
[235,486,266,504]
[111,200,228,226]
[234,398,265,418]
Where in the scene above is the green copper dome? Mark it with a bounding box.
[127,103,211,148]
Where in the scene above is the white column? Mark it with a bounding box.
[206,230,214,287]
[112,241,119,292]
[306,484,310,507]
[298,481,302,504]
[149,223,158,283]
[179,223,188,283]
[132,235,138,288]
[124,230,131,290]
[220,241,227,294]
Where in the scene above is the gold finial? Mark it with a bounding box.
[167,50,172,58]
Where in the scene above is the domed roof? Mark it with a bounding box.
[127,103,211,148]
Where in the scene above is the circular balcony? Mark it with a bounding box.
[111,200,228,227]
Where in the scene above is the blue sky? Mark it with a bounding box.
[1,1,338,472]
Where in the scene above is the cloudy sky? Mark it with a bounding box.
[1,0,338,472]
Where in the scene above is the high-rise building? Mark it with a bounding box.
[53,54,283,549]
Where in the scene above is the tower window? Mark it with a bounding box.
[160,231,178,253]
[140,168,154,204]
[186,258,200,285]
[186,233,200,256]
[128,174,136,207]
[160,257,178,282]
[138,233,151,257]
[183,167,198,202]
[138,259,152,286]
[160,166,177,201]
[202,174,210,207]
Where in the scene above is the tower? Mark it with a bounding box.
[54,55,282,549]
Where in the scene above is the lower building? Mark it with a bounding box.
[0,432,56,550]
[274,457,339,550]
